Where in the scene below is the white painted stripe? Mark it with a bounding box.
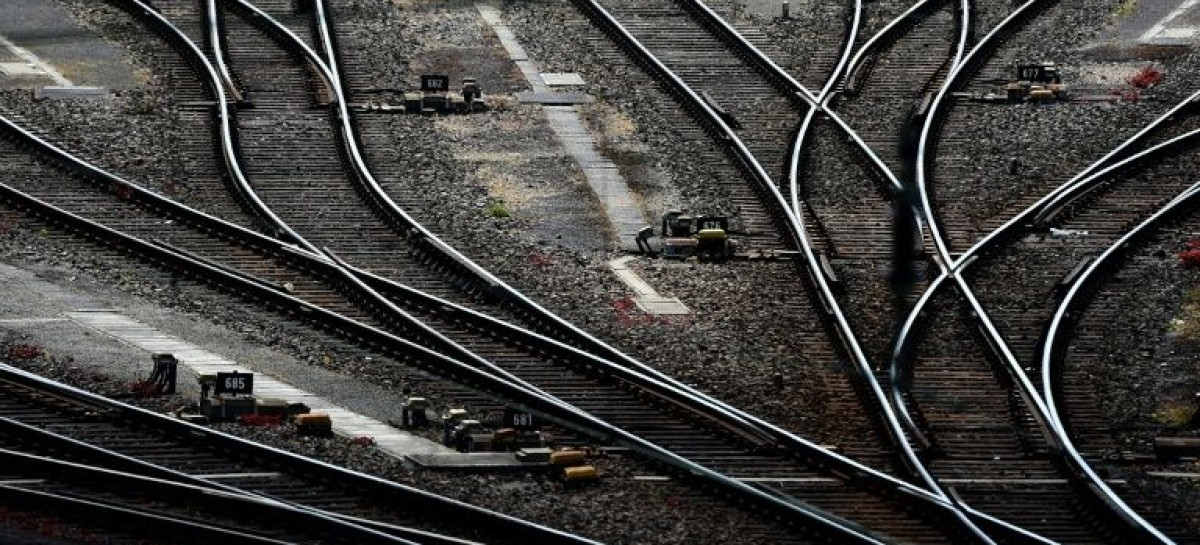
[0,33,72,86]
[609,256,661,298]
[1139,0,1200,41]
[63,311,454,457]
[608,256,690,315]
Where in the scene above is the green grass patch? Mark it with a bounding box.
[1168,287,1200,341]
[1152,401,1196,427]
[484,201,510,218]
[1112,0,1137,17]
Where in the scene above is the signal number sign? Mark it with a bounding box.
[1017,64,1049,83]
[215,372,253,395]
[503,408,540,430]
[420,74,450,92]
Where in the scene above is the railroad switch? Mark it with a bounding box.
[133,353,177,396]
[402,396,431,428]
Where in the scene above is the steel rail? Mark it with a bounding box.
[5,88,870,545]
[755,0,997,541]
[843,0,943,94]
[915,0,1050,263]
[817,0,861,101]
[0,183,616,543]
[688,3,948,496]
[563,2,1004,542]
[910,0,1175,541]
[0,138,605,545]
[899,5,1200,452]
[693,0,969,502]
[638,1,1000,539]
[1039,176,1200,543]
[568,0,959,505]
[9,398,488,545]
[1033,91,1200,225]
[0,453,302,545]
[890,99,1200,413]
[224,0,569,399]
[81,0,572,414]
[106,0,315,253]
[302,2,897,540]
[199,0,618,412]
[0,401,476,545]
[203,0,244,103]
[309,0,963,512]
[0,163,870,544]
[236,0,795,449]
[888,93,1200,400]
[791,0,949,235]
[0,428,423,545]
[687,0,910,198]
[0,7,883,540]
[952,0,969,70]
[228,0,797,452]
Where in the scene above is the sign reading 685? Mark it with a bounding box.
[215,372,254,395]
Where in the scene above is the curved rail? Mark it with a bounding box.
[0,451,330,545]
[0,356,593,545]
[7,88,838,545]
[143,3,895,537]
[226,0,821,450]
[843,0,943,93]
[114,0,314,252]
[757,0,1002,540]
[309,0,969,513]
[563,0,1010,540]
[1033,91,1200,225]
[567,0,968,506]
[6,3,892,540]
[118,0,572,419]
[1040,176,1200,541]
[0,421,425,545]
[908,0,1177,541]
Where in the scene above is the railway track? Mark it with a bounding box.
[2,2,974,540]
[560,0,1012,541]
[0,362,600,545]
[248,3,998,540]
[700,0,850,93]
[1043,182,1200,543]
[792,0,960,368]
[894,1,1190,541]
[1,451,398,545]
[1,0,1189,542]
[571,0,809,250]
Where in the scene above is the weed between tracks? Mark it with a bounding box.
[1111,0,1138,18]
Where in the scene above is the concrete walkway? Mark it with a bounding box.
[0,262,454,460]
[65,310,453,457]
[0,0,138,90]
[608,256,690,314]
[478,4,647,251]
